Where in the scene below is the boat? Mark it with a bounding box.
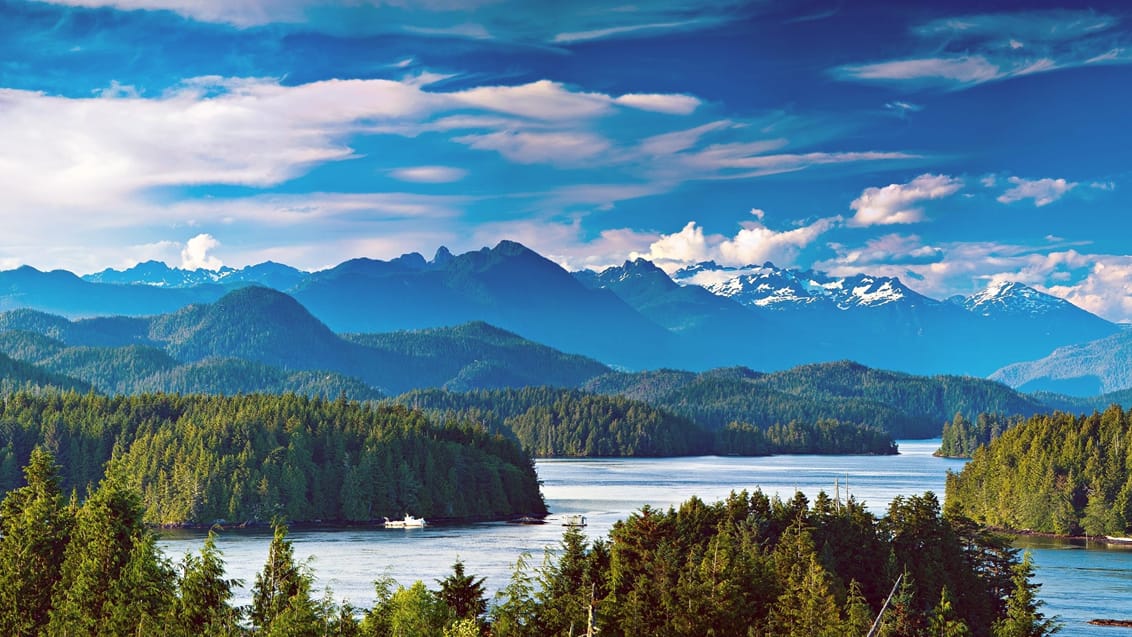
[384,514,427,528]
[508,516,547,525]
[562,514,587,527]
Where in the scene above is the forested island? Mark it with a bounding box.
[394,387,897,457]
[946,404,1132,536]
[0,448,1056,636]
[0,391,545,525]
[935,413,1023,458]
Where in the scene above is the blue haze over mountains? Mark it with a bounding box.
[0,240,1121,393]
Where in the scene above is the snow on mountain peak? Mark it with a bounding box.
[963,280,1070,317]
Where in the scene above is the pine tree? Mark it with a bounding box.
[45,469,174,637]
[438,559,487,623]
[168,530,242,636]
[929,586,971,637]
[250,522,322,635]
[0,447,75,637]
[992,552,1059,637]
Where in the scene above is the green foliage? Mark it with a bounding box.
[395,387,896,457]
[946,405,1132,535]
[250,523,320,635]
[992,553,1059,637]
[44,469,175,637]
[938,413,1021,458]
[169,530,242,636]
[586,361,1048,438]
[0,391,545,524]
[0,447,75,636]
[437,560,487,623]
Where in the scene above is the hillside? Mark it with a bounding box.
[0,290,610,397]
[585,361,1049,438]
[991,329,1132,396]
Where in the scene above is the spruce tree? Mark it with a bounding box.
[0,447,74,637]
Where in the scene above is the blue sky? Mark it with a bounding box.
[2,0,1131,320]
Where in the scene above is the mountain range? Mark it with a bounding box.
[0,240,1122,390]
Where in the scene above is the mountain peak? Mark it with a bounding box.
[963,281,1072,317]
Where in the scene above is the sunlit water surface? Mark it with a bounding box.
[159,440,1130,635]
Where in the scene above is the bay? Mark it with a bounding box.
[159,440,1130,635]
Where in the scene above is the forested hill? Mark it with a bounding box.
[0,289,609,396]
[393,387,897,457]
[584,361,1049,438]
[945,405,1132,537]
[0,391,546,525]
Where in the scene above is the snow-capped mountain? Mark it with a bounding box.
[959,281,1080,318]
[672,262,935,311]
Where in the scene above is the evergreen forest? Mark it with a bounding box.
[946,404,1132,536]
[0,448,1056,637]
[394,387,897,457]
[0,391,545,525]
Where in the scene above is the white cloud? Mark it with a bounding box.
[453,130,611,166]
[849,174,963,226]
[833,9,1132,89]
[996,176,1077,206]
[633,221,715,267]
[614,93,701,115]
[718,215,841,266]
[838,56,1002,85]
[389,165,467,183]
[181,233,223,270]
[629,213,841,271]
[453,80,614,121]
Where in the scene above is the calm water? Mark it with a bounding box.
[159,440,1129,635]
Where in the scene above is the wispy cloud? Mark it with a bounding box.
[848,174,963,226]
[997,176,1077,206]
[389,166,468,184]
[833,9,1132,89]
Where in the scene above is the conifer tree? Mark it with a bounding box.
[168,530,242,636]
[45,468,174,637]
[438,559,487,623]
[250,522,322,635]
[0,447,74,637]
[992,552,1059,637]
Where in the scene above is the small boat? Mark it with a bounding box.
[562,514,587,527]
[384,514,427,528]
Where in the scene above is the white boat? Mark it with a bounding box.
[562,514,587,527]
[384,514,427,528]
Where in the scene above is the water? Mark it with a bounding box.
[158,440,1129,635]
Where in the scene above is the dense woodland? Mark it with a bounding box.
[583,362,1048,438]
[935,413,1023,458]
[394,387,896,457]
[0,391,545,525]
[0,449,1055,636]
[946,404,1132,536]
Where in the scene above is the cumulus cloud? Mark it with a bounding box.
[719,214,841,266]
[849,174,963,226]
[630,212,841,271]
[838,234,945,267]
[996,176,1077,206]
[181,234,223,270]
[632,221,715,267]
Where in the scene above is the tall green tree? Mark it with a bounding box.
[0,447,74,637]
[438,559,487,624]
[45,468,174,637]
[250,522,322,635]
[168,530,242,636]
[992,552,1059,637]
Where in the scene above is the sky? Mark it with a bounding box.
[2,0,1131,320]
